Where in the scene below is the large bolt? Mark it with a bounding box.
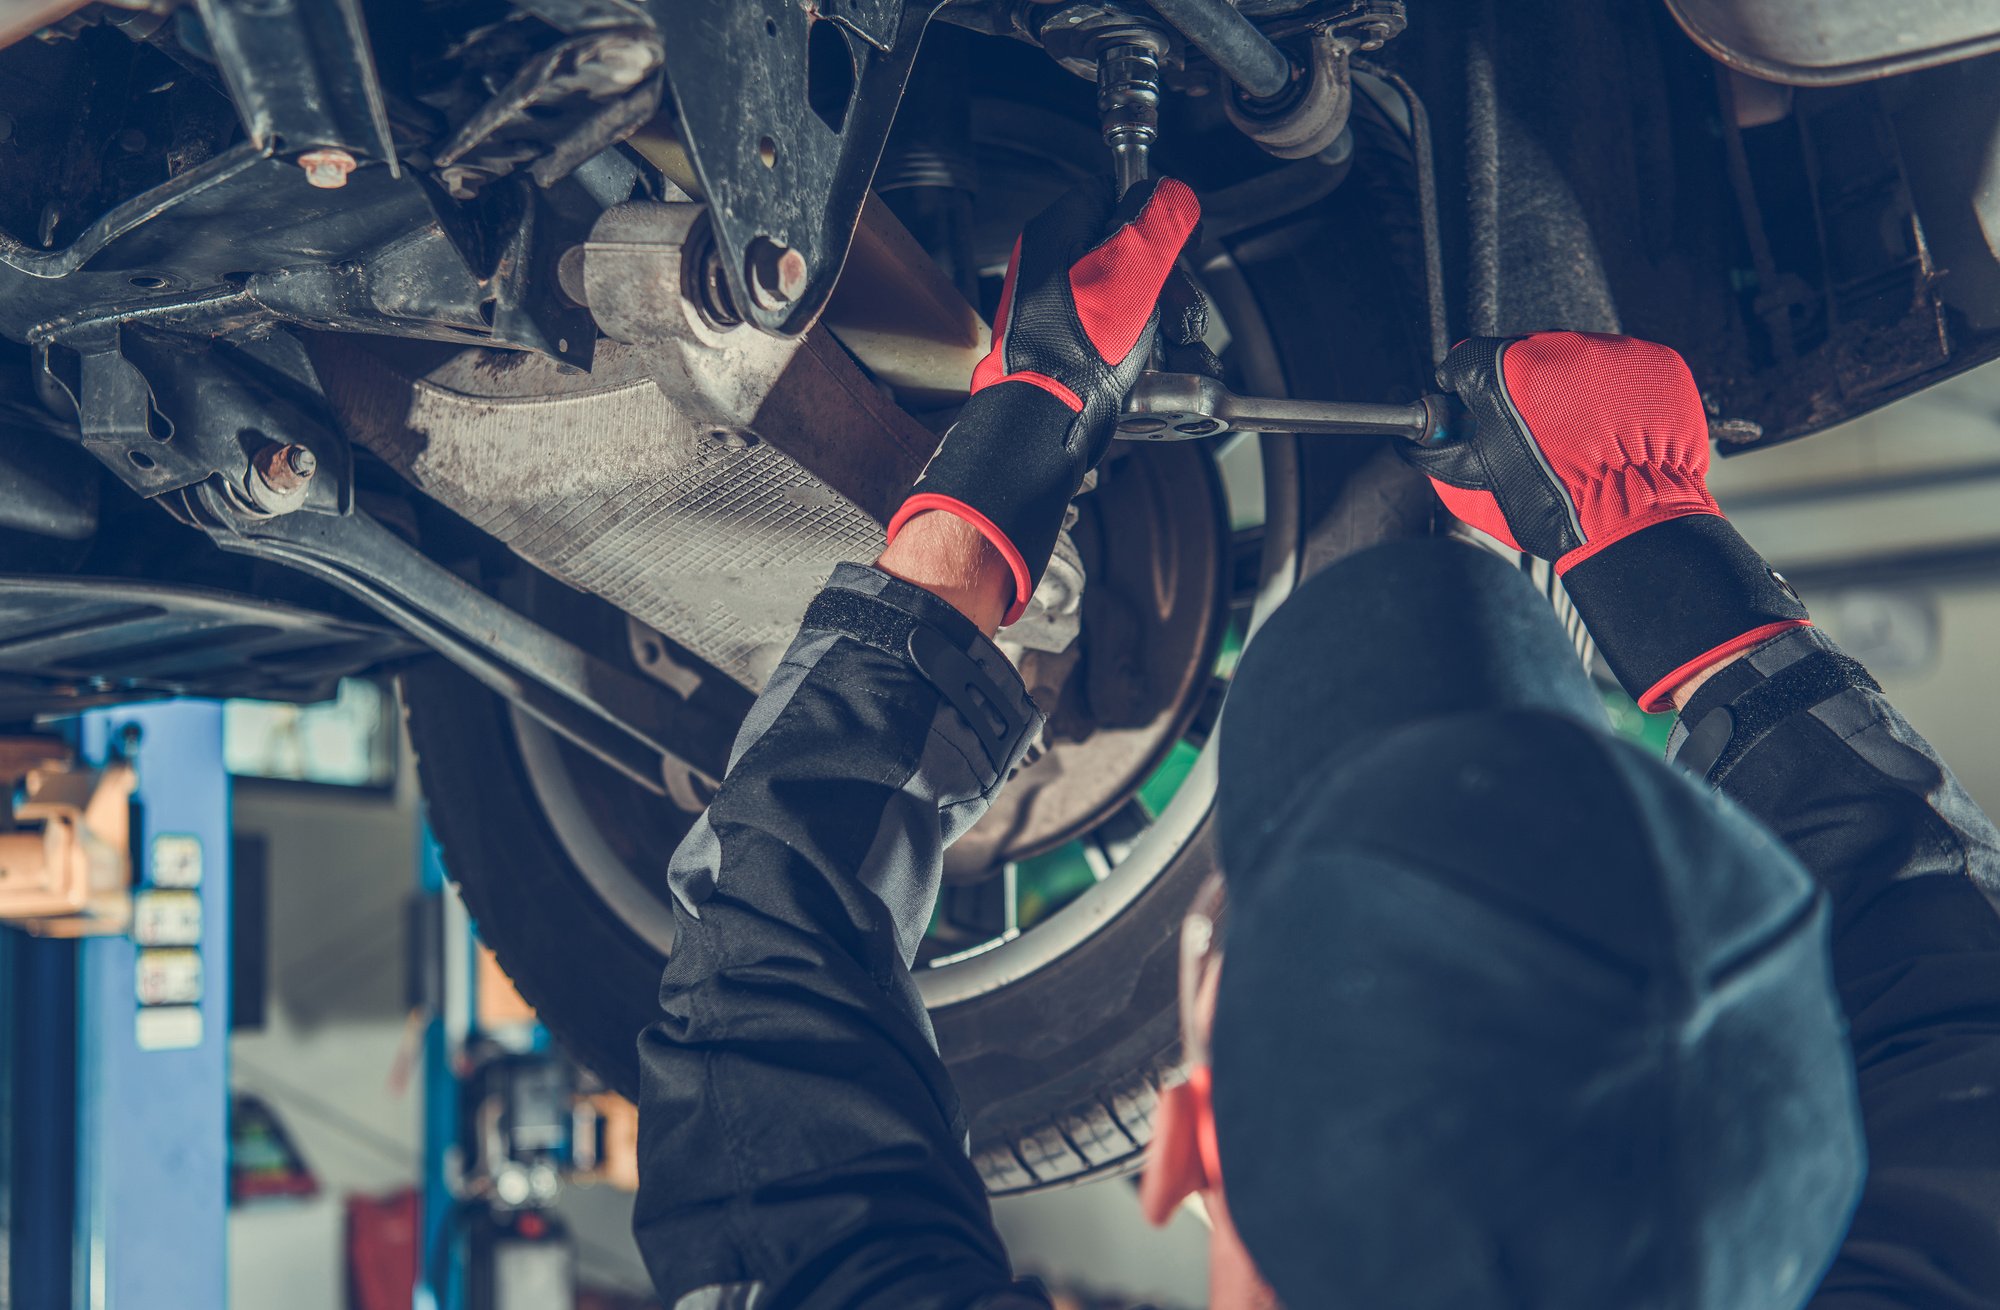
[253,442,318,497]
[745,236,809,313]
[297,148,357,190]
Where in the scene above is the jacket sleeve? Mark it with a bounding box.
[631,563,1054,1310]
[1667,626,2000,1309]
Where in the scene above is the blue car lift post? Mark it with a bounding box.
[415,821,467,1310]
[3,702,231,1309]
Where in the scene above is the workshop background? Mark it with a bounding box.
[200,356,2000,1310]
[0,354,1992,1304]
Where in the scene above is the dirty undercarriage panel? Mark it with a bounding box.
[312,331,936,690]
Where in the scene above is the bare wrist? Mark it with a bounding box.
[875,509,1015,637]
[1667,642,1766,712]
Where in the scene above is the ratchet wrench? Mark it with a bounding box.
[1115,371,1463,445]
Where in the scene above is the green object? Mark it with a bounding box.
[1014,841,1099,929]
[1139,738,1203,819]
[1215,616,1245,678]
[1600,686,1676,754]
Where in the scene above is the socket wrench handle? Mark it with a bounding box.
[1116,371,1463,444]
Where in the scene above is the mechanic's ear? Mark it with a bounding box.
[1138,1075,1212,1226]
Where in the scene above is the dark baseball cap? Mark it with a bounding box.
[1211,538,1864,1310]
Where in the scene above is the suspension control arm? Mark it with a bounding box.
[189,485,735,797]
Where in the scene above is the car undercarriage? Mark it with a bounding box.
[3,0,1998,1191]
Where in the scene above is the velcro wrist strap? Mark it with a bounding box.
[1557,514,1810,711]
[1670,638,1878,784]
[807,566,1041,775]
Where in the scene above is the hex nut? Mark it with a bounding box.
[745,237,808,312]
[253,442,317,498]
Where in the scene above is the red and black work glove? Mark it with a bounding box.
[887,176,1201,625]
[1405,332,1809,711]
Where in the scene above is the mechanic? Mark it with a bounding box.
[630,178,2000,1309]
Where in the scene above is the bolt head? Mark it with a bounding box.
[745,237,809,311]
[252,442,318,502]
[297,148,357,189]
[773,248,808,300]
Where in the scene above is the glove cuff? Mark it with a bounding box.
[1557,513,1810,712]
[887,380,1084,625]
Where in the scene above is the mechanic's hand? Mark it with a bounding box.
[1408,332,1722,566]
[1405,331,1808,711]
[1156,266,1223,381]
[888,176,1200,625]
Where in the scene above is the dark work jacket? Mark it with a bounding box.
[631,565,2000,1310]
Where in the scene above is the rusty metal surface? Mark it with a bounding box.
[1706,83,1956,446]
